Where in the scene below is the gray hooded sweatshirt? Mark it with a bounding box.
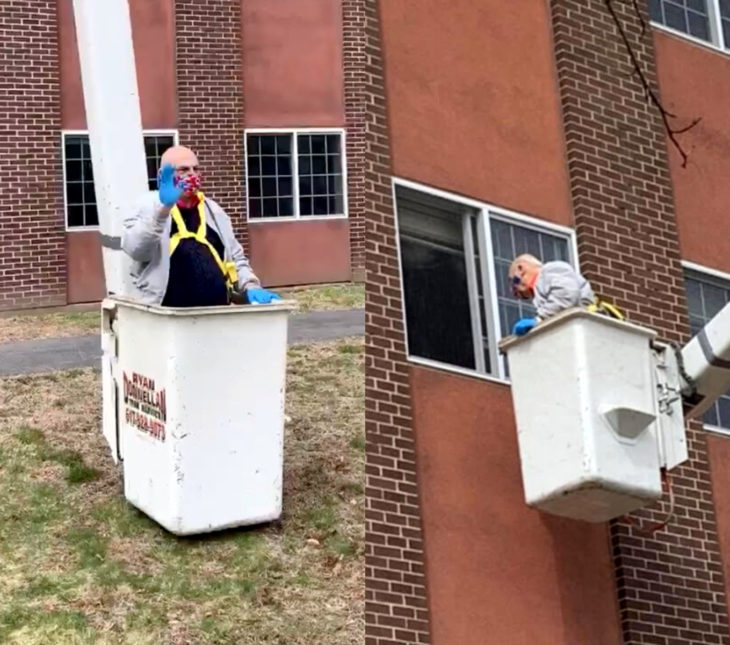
[533,261,595,320]
[121,191,260,305]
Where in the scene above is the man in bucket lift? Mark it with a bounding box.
[508,254,622,336]
[122,145,280,307]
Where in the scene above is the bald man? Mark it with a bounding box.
[121,145,279,307]
[507,254,595,336]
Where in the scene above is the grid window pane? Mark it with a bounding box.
[64,133,174,228]
[490,217,570,338]
[246,131,345,219]
[246,133,296,219]
[64,135,96,228]
[297,133,346,216]
[685,271,730,431]
[652,0,711,42]
[144,135,175,190]
[688,10,710,38]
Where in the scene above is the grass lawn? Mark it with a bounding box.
[0,283,364,345]
[0,338,364,644]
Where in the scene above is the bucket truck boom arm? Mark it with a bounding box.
[679,300,730,420]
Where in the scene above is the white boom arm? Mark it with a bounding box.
[680,300,730,420]
[72,0,148,297]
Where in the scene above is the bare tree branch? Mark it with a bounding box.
[604,0,701,167]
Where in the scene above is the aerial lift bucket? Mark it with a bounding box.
[500,308,687,523]
[102,297,295,535]
[74,0,297,534]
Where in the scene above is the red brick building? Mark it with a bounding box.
[365,0,730,643]
[0,0,365,311]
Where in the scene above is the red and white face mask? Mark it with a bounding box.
[177,172,202,195]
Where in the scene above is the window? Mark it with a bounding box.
[649,0,730,49]
[394,182,574,380]
[63,131,176,229]
[685,268,730,431]
[246,130,346,219]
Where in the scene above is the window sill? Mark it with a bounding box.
[652,22,730,58]
[704,424,730,437]
[407,355,510,387]
[66,226,100,233]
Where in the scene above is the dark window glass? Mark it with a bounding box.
[85,203,99,227]
[67,205,84,228]
[297,133,345,216]
[246,133,295,219]
[688,10,710,38]
[652,0,711,43]
[666,3,690,31]
[247,132,345,218]
[649,0,663,20]
[395,186,476,370]
[144,135,175,190]
[300,197,312,216]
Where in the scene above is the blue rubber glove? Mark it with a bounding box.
[512,317,538,336]
[246,287,282,305]
[158,163,185,207]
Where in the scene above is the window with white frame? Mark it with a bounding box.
[394,183,573,379]
[245,131,346,219]
[685,268,730,431]
[63,131,176,229]
[649,0,730,49]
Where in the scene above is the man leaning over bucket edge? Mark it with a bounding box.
[121,145,280,307]
[508,254,595,337]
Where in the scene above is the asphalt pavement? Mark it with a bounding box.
[0,308,364,377]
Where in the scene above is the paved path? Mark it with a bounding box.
[0,309,364,377]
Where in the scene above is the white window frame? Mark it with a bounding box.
[682,259,730,436]
[62,128,179,232]
[651,0,730,54]
[244,127,348,223]
[392,177,579,385]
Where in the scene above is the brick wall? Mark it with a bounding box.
[550,1,730,642]
[364,1,432,643]
[342,0,366,283]
[0,1,66,311]
[174,0,248,251]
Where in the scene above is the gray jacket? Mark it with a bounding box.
[121,191,260,305]
[533,261,595,320]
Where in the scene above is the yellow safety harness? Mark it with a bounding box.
[587,298,625,321]
[169,192,239,291]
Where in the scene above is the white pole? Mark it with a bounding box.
[72,0,148,297]
[681,300,730,420]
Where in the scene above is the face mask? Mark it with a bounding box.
[179,173,201,194]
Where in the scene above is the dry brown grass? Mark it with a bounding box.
[0,284,364,344]
[0,312,99,344]
[0,339,364,644]
[277,283,364,313]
